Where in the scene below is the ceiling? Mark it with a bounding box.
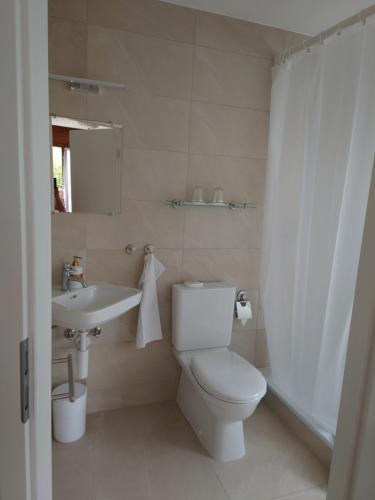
[162,0,374,35]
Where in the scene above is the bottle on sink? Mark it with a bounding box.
[70,256,84,289]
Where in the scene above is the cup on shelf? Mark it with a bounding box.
[192,186,204,203]
[212,187,224,204]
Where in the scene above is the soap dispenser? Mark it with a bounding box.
[70,256,84,289]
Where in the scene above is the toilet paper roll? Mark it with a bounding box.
[235,301,252,326]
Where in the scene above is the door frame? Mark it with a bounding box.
[1,0,375,498]
[0,0,52,498]
[328,158,375,499]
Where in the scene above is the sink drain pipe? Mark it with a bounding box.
[74,331,91,379]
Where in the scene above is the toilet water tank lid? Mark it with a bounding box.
[191,350,267,404]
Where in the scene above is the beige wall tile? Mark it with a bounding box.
[154,249,183,300]
[183,205,263,249]
[87,90,190,152]
[121,200,185,249]
[87,202,184,250]
[87,0,145,34]
[187,154,266,205]
[254,328,270,368]
[231,330,256,362]
[88,26,194,99]
[86,249,143,285]
[49,80,87,118]
[86,340,179,412]
[123,148,188,201]
[182,249,260,289]
[49,0,87,22]
[52,213,88,249]
[142,0,196,43]
[94,311,138,343]
[190,101,269,158]
[196,11,285,58]
[87,377,178,413]
[86,214,128,250]
[87,247,182,302]
[193,46,271,109]
[87,0,196,43]
[49,17,87,77]
[52,311,138,348]
[257,303,265,330]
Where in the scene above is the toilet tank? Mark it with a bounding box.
[172,282,236,351]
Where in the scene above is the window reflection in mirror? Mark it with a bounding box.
[50,116,122,215]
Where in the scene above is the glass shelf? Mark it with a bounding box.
[166,200,257,210]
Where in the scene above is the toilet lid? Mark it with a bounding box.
[191,350,267,404]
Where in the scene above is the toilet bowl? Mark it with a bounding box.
[172,282,267,462]
[174,347,267,462]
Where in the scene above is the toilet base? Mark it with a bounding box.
[176,370,246,462]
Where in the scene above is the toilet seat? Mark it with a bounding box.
[190,350,267,404]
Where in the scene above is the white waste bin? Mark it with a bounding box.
[52,382,87,443]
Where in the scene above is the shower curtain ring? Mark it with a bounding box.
[358,11,366,25]
[303,40,311,53]
[336,23,342,36]
[319,32,324,46]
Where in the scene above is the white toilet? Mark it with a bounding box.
[172,282,267,462]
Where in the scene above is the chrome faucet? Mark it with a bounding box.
[61,263,88,291]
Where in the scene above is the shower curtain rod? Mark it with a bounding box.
[275,4,375,65]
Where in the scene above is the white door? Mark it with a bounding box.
[0,0,52,499]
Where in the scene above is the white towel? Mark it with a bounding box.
[136,253,166,349]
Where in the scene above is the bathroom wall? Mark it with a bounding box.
[49,0,304,413]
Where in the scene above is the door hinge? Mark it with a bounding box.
[20,338,30,423]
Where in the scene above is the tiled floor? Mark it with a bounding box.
[53,402,328,500]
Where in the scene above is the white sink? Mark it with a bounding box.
[52,284,142,331]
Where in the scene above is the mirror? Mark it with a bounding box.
[50,116,122,215]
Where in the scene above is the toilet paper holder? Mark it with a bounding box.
[234,291,252,324]
[237,290,248,302]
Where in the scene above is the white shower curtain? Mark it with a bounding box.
[261,19,375,437]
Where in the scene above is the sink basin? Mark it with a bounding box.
[52,284,142,331]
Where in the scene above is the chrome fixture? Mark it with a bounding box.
[144,244,154,255]
[64,327,101,340]
[51,354,75,402]
[61,263,88,291]
[49,74,127,94]
[125,243,154,255]
[126,243,137,254]
[64,328,76,340]
[237,290,248,302]
[90,327,102,337]
[166,200,257,210]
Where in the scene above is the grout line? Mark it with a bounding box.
[104,86,271,113]
[268,483,328,500]
[206,460,232,500]
[180,28,196,282]
[122,145,268,162]
[50,13,278,63]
